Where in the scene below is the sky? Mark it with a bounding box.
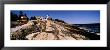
[11,10,100,24]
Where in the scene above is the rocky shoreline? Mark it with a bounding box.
[11,17,99,40]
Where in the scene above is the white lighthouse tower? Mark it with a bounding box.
[46,15,49,18]
[46,14,50,20]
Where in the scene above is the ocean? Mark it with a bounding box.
[73,23,100,34]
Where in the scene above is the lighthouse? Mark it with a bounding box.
[46,14,52,20]
[46,15,49,20]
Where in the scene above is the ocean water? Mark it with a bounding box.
[74,23,100,34]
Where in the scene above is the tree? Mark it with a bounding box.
[30,16,36,20]
[19,11,24,17]
[11,12,18,21]
[33,16,36,20]
[55,19,65,23]
[30,16,34,20]
[24,13,29,21]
